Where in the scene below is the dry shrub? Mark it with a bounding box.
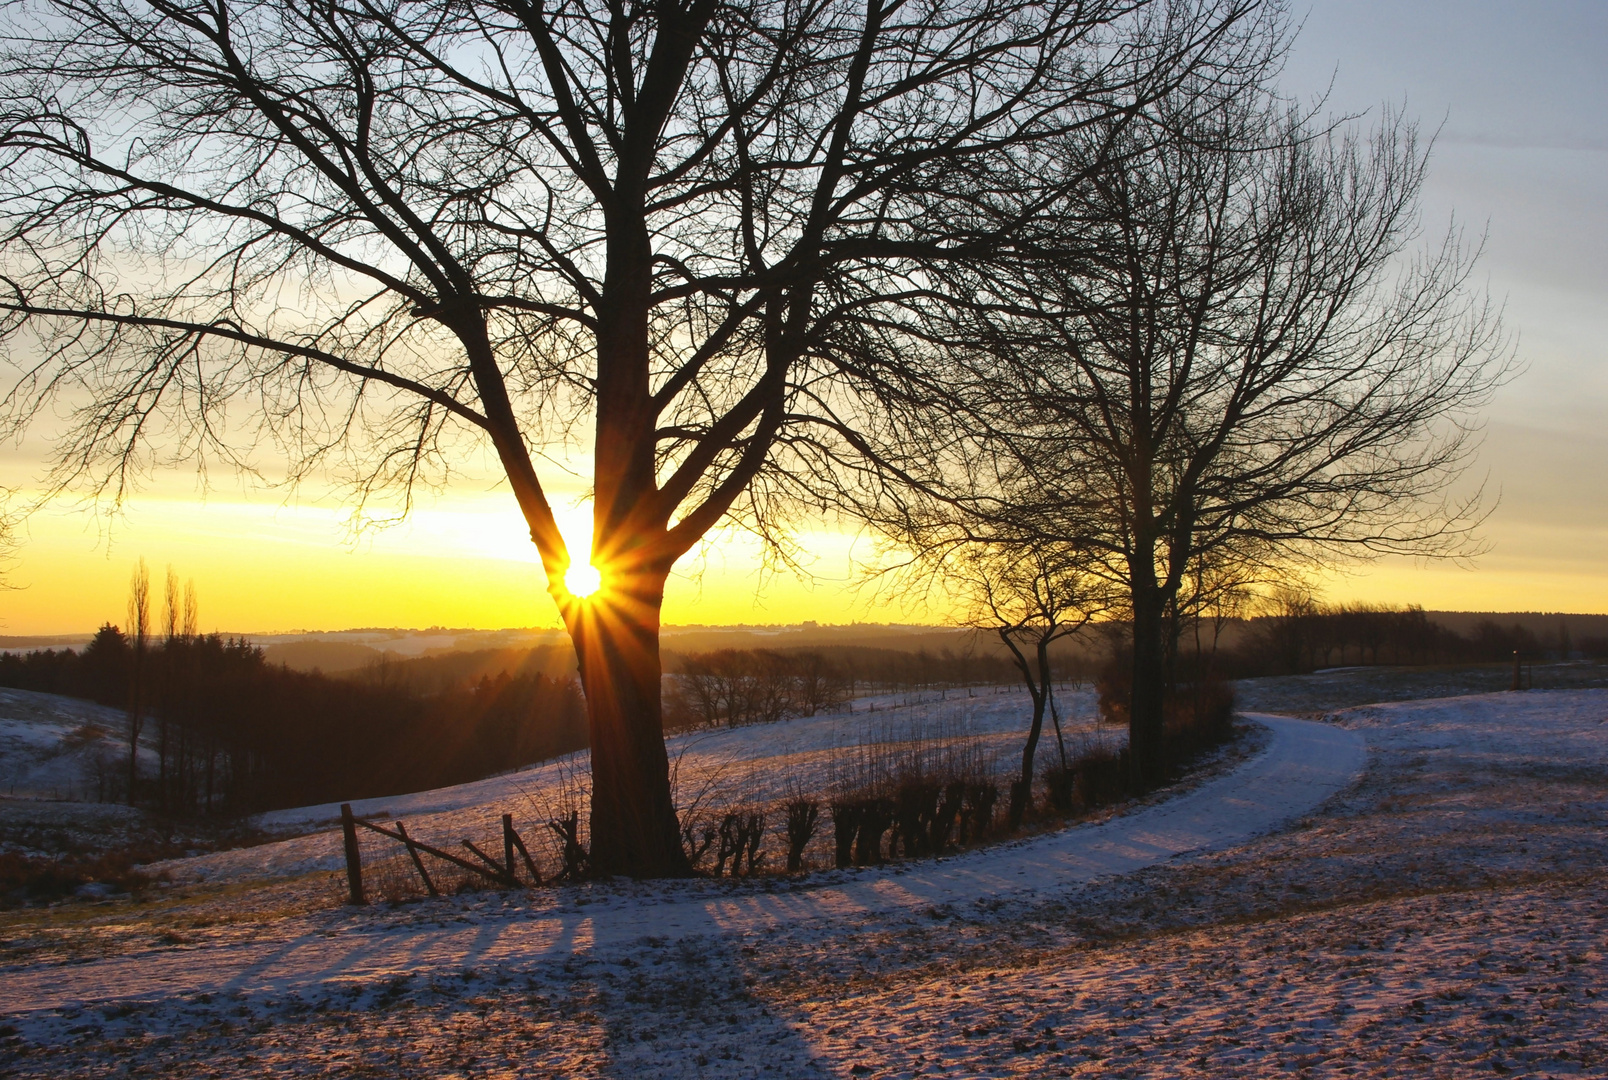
[0,850,162,906]
[545,810,588,881]
[680,814,717,871]
[1096,649,1237,774]
[524,756,589,881]
[1040,742,1127,816]
[827,721,999,868]
[710,809,766,876]
[784,798,819,873]
[1038,669,1233,824]
[369,849,427,904]
[1164,676,1236,761]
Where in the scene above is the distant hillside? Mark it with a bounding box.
[1422,611,1608,641]
[261,639,387,673]
[341,644,580,694]
[0,635,94,653]
[660,623,990,656]
[17,611,1608,668]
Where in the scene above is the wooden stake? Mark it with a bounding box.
[351,817,509,884]
[340,803,364,905]
[507,822,542,886]
[461,838,517,886]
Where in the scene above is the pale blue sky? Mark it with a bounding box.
[1279,1,1608,608]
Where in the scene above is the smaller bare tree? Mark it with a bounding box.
[887,535,1111,830]
[929,96,1510,784]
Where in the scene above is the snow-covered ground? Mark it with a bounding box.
[164,684,1112,888]
[2,683,1605,1078]
[0,688,130,802]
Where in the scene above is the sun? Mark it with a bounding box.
[565,561,603,598]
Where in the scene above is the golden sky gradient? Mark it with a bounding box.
[0,488,893,635]
[3,2,1606,636]
[2,466,1606,637]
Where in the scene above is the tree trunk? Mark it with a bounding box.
[1046,679,1069,772]
[1009,687,1046,831]
[126,653,143,806]
[1001,629,1048,831]
[1129,584,1167,789]
[570,566,690,878]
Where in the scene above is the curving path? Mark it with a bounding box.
[1,714,1365,1019]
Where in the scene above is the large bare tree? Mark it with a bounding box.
[0,0,1272,873]
[938,97,1510,783]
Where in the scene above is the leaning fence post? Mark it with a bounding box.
[395,820,438,898]
[340,803,365,905]
[502,813,517,882]
[507,823,542,886]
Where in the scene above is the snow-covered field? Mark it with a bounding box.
[0,688,130,803]
[162,684,1112,888]
[2,680,1606,1077]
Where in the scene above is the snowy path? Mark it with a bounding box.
[0,714,1363,1020]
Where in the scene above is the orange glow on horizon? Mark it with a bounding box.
[0,489,900,635]
[1,484,1606,637]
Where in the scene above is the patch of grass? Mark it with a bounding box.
[0,848,170,907]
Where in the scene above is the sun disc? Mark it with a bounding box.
[565,562,603,597]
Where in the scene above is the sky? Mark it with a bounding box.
[1278,0,1608,615]
[2,0,1605,636]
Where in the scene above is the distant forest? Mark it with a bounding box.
[0,632,586,815]
[1218,605,1605,676]
[1,604,1600,816]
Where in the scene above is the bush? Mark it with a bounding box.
[0,850,163,907]
[713,810,766,877]
[1164,676,1235,762]
[1040,744,1128,815]
[825,721,1000,868]
[1094,649,1236,775]
[784,799,820,873]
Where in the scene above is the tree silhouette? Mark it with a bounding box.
[1,0,1273,874]
[910,96,1509,782]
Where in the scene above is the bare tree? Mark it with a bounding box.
[865,473,1114,825]
[157,564,178,805]
[939,96,1510,783]
[0,0,1273,873]
[947,540,1108,828]
[125,557,150,803]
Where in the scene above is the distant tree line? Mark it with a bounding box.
[0,606,586,816]
[1223,601,1595,677]
[665,650,847,730]
[659,606,1602,733]
[663,645,1033,730]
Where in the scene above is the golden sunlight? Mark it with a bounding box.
[564,561,603,597]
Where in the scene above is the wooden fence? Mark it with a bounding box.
[339,804,542,905]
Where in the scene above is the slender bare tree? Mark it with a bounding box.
[125,557,150,802]
[0,0,1276,873]
[938,539,1109,827]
